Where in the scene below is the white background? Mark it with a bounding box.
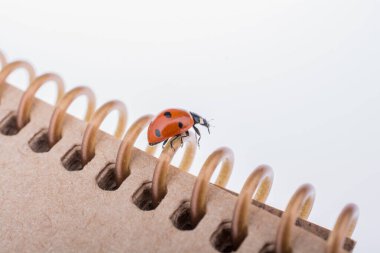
[1,0,379,251]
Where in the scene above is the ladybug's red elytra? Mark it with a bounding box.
[147,108,210,147]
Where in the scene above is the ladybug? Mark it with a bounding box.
[147,108,210,148]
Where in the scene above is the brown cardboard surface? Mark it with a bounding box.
[0,84,353,252]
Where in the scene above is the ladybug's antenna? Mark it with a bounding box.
[207,118,215,133]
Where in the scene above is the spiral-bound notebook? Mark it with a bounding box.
[0,51,358,253]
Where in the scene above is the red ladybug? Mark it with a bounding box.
[147,108,210,147]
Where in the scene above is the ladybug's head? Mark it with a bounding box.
[190,112,210,134]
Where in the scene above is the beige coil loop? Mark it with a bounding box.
[16,73,65,129]
[47,86,96,147]
[81,100,127,165]
[115,114,153,186]
[275,184,316,253]
[327,204,359,253]
[0,61,36,100]
[145,144,158,156]
[231,165,274,249]
[190,147,234,226]
[0,51,6,69]
[151,133,197,207]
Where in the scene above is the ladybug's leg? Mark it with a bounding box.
[193,125,201,146]
[170,134,181,149]
[162,139,169,149]
[170,132,190,149]
[179,131,190,147]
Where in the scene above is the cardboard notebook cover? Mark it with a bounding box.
[0,84,354,252]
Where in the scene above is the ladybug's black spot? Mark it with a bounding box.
[155,129,161,137]
[178,122,183,128]
[164,112,172,118]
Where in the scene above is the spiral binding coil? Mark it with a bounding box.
[48,86,96,147]
[0,51,6,70]
[0,50,359,252]
[0,60,35,103]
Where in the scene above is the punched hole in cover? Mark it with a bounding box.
[96,163,119,191]
[61,145,84,171]
[210,221,235,253]
[0,112,22,136]
[170,201,196,231]
[132,182,156,211]
[258,243,276,253]
[28,129,51,153]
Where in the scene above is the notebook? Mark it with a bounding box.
[0,50,358,253]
